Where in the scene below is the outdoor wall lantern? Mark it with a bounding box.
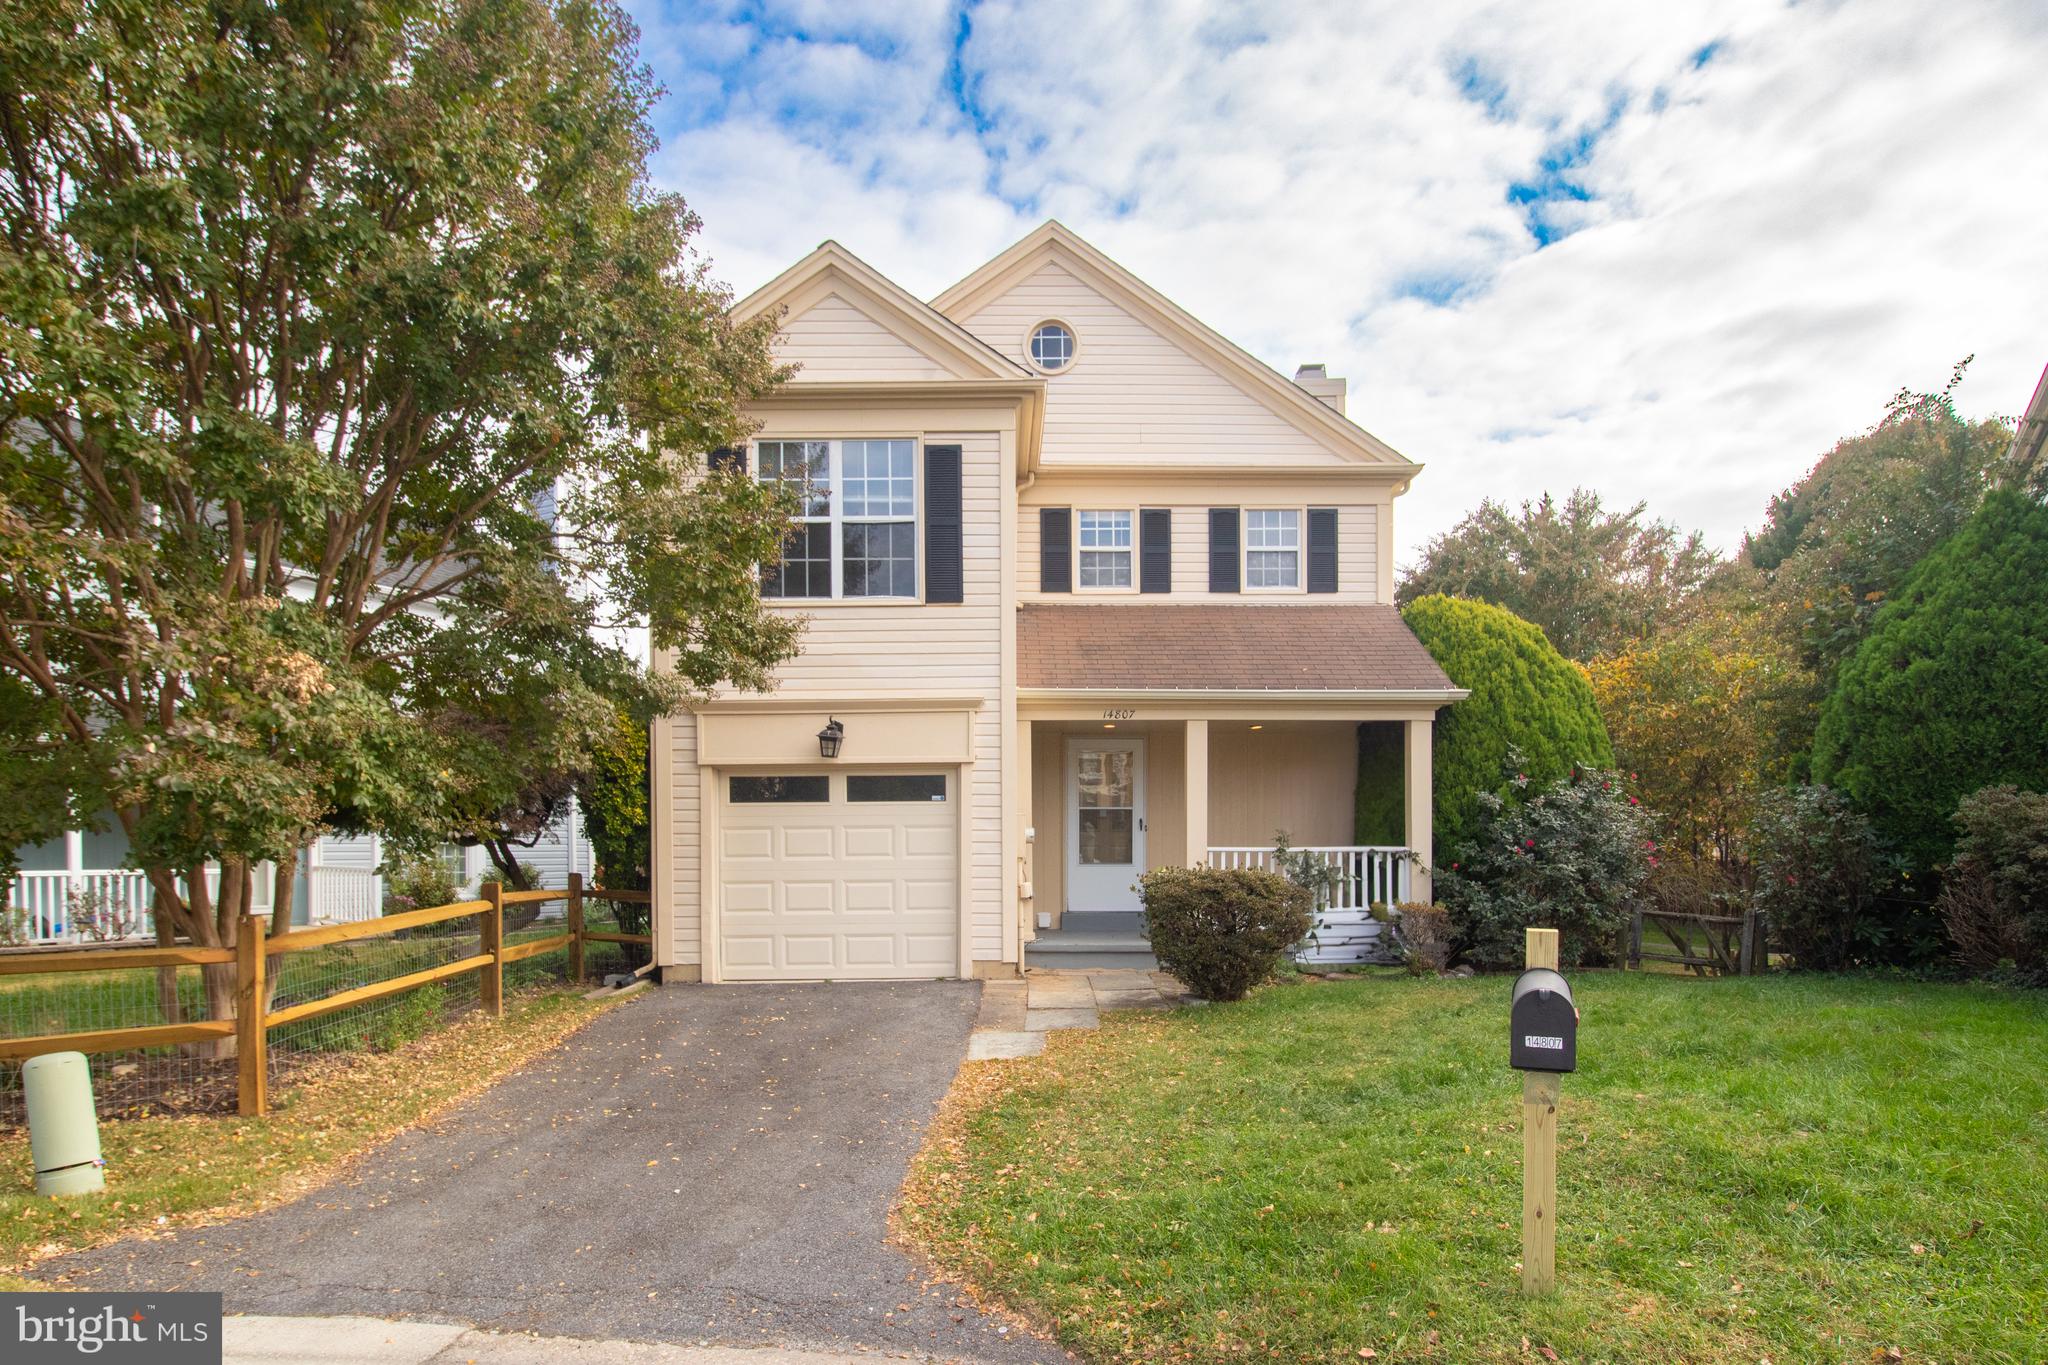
[817,717,845,759]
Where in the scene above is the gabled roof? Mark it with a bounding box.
[932,221,1420,473]
[735,240,1036,383]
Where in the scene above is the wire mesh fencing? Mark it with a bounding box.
[0,879,630,1129]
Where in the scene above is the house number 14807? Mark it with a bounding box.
[1102,708,1135,720]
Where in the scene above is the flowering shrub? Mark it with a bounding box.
[1747,785,1890,970]
[1437,749,1656,969]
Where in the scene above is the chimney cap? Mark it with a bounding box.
[1294,363,1328,380]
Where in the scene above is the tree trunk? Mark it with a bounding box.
[486,837,545,930]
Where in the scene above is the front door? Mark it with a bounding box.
[1066,737,1146,913]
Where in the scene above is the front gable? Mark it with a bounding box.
[935,222,1418,475]
[735,242,1032,386]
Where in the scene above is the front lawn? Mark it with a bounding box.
[900,972,2048,1363]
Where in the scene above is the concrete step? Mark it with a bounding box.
[1025,924,1158,972]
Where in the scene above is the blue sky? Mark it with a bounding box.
[629,0,2048,561]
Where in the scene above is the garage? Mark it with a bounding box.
[717,771,959,980]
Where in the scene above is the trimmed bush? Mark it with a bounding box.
[1437,753,1653,969]
[1139,865,1312,1002]
[1353,722,1404,846]
[1388,902,1453,975]
[579,711,652,893]
[1812,489,2048,871]
[1747,785,1890,970]
[1398,595,1613,863]
[1938,785,2048,979]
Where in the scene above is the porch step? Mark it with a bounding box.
[1025,917,1158,972]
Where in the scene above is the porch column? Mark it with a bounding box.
[1404,717,1433,903]
[1017,720,1035,938]
[1184,719,1210,867]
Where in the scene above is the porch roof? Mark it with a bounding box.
[1017,603,1458,694]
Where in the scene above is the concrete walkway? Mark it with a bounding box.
[224,1313,939,1363]
[41,982,1061,1364]
[964,969,1188,1060]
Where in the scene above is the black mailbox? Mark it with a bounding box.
[1509,968,1577,1073]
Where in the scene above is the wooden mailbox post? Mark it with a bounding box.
[1516,926,1569,1295]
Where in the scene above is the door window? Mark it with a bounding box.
[1076,749,1135,864]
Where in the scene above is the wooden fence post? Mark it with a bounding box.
[236,913,267,1117]
[1738,910,1757,977]
[1628,905,1643,971]
[480,881,504,1018]
[1522,926,1561,1296]
[567,873,585,985]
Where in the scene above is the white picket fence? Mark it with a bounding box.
[1207,844,1415,964]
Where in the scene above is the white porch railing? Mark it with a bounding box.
[6,869,155,944]
[307,865,381,923]
[1207,845,1415,964]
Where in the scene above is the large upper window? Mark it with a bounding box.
[757,439,917,599]
[1244,509,1301,589]
[1077,510,1133,589]
[1029,321,1076,372]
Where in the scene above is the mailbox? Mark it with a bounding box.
[1509,968,1577,1073]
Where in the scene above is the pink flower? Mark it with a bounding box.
[1628,796,1639,805]
[1643,840,1657,851]
[1523,838,1536,849]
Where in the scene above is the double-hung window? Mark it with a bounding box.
[1244,509,1301,589]
[757,438,917,600]
[1077,510,1133,589]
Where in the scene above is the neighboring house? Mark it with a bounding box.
[650,222,1466,983]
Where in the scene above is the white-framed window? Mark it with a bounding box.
[1029,320,1076,373]
[1077,510,1134,589]
[1244,508,1301,589]
[756,438,918,600]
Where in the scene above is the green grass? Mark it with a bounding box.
[900,972,2048,1364]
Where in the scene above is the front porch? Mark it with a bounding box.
[1019,714,1436,969]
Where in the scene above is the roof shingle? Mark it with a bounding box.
[1017,603,1457,692]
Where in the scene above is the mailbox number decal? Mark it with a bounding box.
[1523,1034,1564,1050]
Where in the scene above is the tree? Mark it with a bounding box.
[1585,598,1807,875]
[0,0,799,1031]
[579,710,651,894]
[1811,489,2048,872]
[1398,488,1717,661]
[1745,363,2016,759]
[1396,595,1613,863]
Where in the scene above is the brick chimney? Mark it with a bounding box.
[1293,363,1346,415]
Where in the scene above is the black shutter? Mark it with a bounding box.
[1307,507,1339,593]
[1039,508,1072,593]
[924,444,964,603]
[1139,509,1172,593]
[1208,508,1240,593]
[708,445,745,474]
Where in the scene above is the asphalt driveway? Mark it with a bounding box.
[42,981,1061,1363]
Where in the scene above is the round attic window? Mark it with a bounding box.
[1028,320,1076,372]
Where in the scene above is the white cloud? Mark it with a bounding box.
[629,0,2048,563]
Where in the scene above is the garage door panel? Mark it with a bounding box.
[781,825,835,859]
[904,825,952,858]
[720,771,959,981]
[781,880,836,914]
[842,825,895,858]
[723,828,773,859]
[844,879,897,912]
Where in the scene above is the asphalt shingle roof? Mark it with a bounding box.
[1017,603,1457,692]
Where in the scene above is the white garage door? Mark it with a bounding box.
[719,771,959,981]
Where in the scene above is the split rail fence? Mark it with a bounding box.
[1627,905,1769,976]
[0,875,651,1120]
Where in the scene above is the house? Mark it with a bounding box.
[650,221,1465,983]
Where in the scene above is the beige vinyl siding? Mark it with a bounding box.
[1019,480,1383,603]
[669,428,1007,965]
[958,262,1351,466]
[773,291,955,382]
[666,711,702,966]
[1209,722,1359,847]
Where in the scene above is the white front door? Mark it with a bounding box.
[1066,737,1146,913]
